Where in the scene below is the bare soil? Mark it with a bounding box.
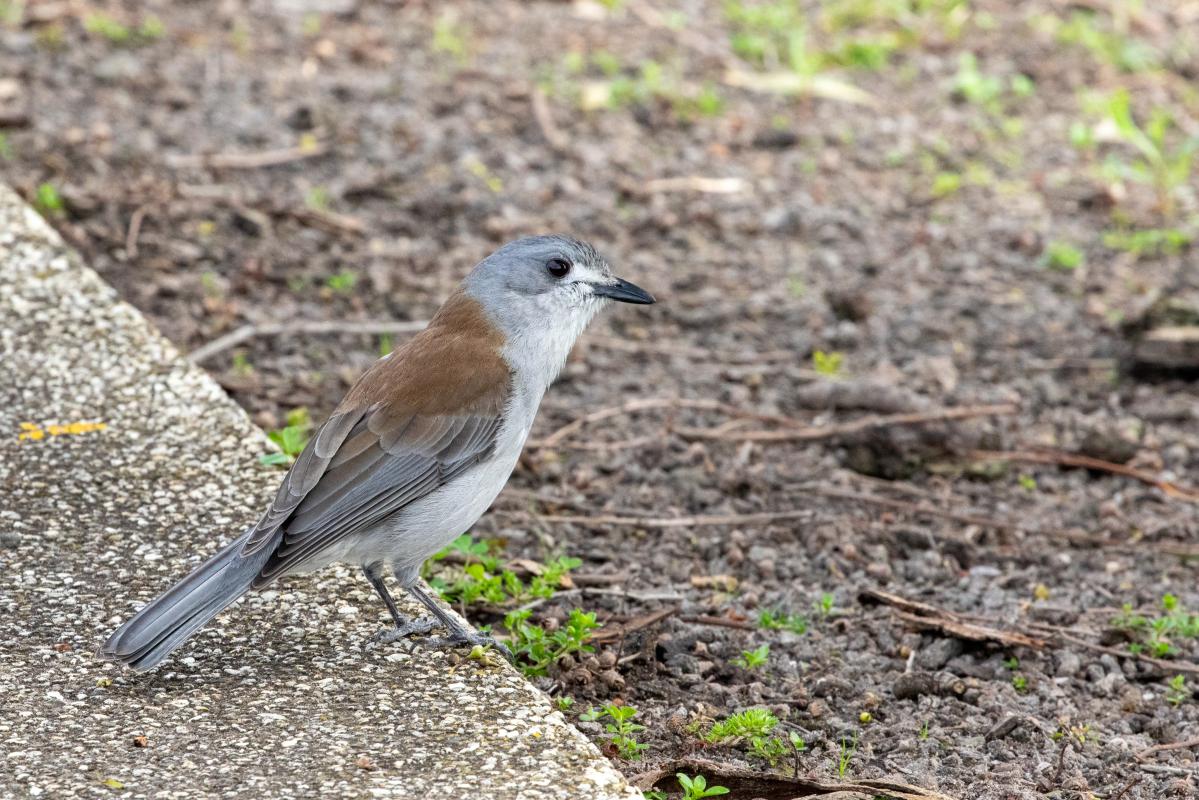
[3,1,1198,797]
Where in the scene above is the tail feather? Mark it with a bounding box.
[101,532,271,671]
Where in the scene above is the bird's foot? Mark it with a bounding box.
[367,616,437,647]
[426,631,515,662]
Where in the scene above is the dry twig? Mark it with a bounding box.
[584,334,804,366]
[189,319,429,363]
[679,615,756,631]
[591,607,678,644]
[862,588,1046,648]
[287,206,366,236]
[678,403,1018,443]
[530,396,800,450]
[1135,737,1199,761]
[124,205,148,259]
[499,508,812,529]
[969,449,1199,501]
[631,757,960,800]
[1041,629,1199,676]
[166,142,330,170]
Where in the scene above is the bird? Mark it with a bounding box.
[101,235,654,671]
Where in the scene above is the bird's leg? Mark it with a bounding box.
[361,563,436,644]
[404,581,514,661]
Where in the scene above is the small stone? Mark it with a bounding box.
[984,715,1021,741]
[915,637,963,670]
[1055,651,1082,677]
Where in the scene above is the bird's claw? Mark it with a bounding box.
[367,616,437,647]
[427,632,515,663]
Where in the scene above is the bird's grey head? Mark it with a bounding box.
[464,235,655,387]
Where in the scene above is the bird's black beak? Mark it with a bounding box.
[593,277,655,305]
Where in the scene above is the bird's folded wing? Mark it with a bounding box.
[252,410,503,585]
[237,291,512,586]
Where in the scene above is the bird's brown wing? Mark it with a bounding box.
[237,291,511,586]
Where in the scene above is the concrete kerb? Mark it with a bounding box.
[0,184,640,800]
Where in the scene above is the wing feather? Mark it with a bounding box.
[238,291,512,587]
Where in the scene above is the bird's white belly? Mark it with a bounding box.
[334,413,532,579]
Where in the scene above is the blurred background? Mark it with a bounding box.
[2,0,1198,794]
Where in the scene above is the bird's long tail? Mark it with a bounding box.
[100,532,271,672]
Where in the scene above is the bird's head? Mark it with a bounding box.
[463,235,654,385]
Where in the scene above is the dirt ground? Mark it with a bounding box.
[3,1,1199,797]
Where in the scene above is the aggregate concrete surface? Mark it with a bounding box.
[0,184,639,800]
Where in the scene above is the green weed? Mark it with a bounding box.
[732,643,770,670]
[260,407,312,467]
[504,608,599,677]
[706,708,779,742]
[230,350,253,377]
[84,12,163,45]
[722,0,872,104]
[812,351,844,376]
[428,535,581,608]
[305,186,331,211]
[584,704,647,760]
[1112,594,1199,659]
[758,608,809,634]
[325,270,357,294]
[747,729,807,770]
[84,12,130,42]
[817,592,836,617]
[1167,674,1190,706]
[837,731,859,778]
[1042,241,1084,271]
[931,171,962,198]
[0,0,23,27]
[34,182,64,217]
[432,11,470,62]
[1102,227,1192,257]
[676,773,729,799]
[1055,10,1159,73]
[1095,90,1197,218]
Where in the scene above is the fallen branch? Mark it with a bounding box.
[1111,776,1143,800]
[591,607,678,644]
[166,142,330,170]
[861,588,1047,649]
[531,397,801,450]
[864,589,1199,676]
[124,205,149,259]
[969,449,1199,501]
[1135,737,1199,761]
[287,206,366,236]
[584,334,804,366]
[679,614,756,631]
[802,485,1026,534]
[630,758,959,800]
[1040,629,1199,677]
[498,508,813,529]
[643,176,748,194]
[678,403,1018,443]
[798,484,1199,558]
[188,319,429,363]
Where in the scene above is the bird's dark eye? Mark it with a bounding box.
[546,258,571,279]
